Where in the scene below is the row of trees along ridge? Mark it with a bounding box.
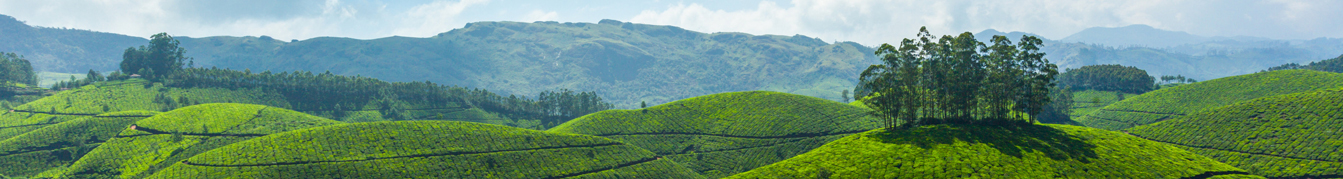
[856,27,1059,128]
[84,32,613,125]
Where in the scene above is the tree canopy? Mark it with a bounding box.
[1057,64,1156,94]
[856,27,1059,128]
[0,52,37,86]
[120,33,189,79]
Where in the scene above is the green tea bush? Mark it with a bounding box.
[149,120,702,178]
[1068,90,1134,118]
[730,124,1256,178]
[1077,70,1343,130]
[1126,88,1343,178]
[62,104,341,178]
[549,91,881,178]
[0,111,155,177]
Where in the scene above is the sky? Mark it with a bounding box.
[1,0,1340,46]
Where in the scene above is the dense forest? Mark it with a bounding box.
[856,27,1059,128]
[0,52,37,86]
[1056,64,1156,94]
[51,33,616,126]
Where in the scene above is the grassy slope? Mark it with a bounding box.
[62,103,342,178]
[150,120,702,178]
[1076,70,1343,130]
[1126,88,1343,178]
[730,124,1258,178]
[549,91,880,178]
[0,79,289,141]
[1069,90,1135,118]
[0,111,155,177]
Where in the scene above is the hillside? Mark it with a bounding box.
[1059,24,1208,47]
[548,91,881,178]
[0,14,145,72]
[149,120,703,178]
[1069,90,1136,118]
[729,124,1256,178]
[1076,70,1343,130]
[8,12,1343,105]
[1126,88,1343,178]
[62,103,342,178]
[0,111,155,177]
[0,79,290,141]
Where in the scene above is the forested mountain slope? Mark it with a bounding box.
[1126,88,1343,178]
[730,124,1255,178]
[9,12,1343,107]
[1076,70,1343,130]
[549,91,881,178]
[179,20,879,108]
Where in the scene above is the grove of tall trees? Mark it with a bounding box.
[856,27,1059,128]
[0,52,37,86]
[1056,64,1156,94]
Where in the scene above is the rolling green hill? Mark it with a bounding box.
[149,120,702,178]
[1069,90,1135,118]
[1076,70,1343,130]
[548,91,881,178]
[0,110,155,177]
[61,103,342,178]
[729,124,1256,178]
[0,79,290,141]
[1126,88,1343,178]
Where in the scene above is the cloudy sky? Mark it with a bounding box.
[1,0,1340,45]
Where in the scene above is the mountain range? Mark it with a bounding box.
[2,14,1343,107]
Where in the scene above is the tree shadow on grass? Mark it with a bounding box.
[871,123,1099,163]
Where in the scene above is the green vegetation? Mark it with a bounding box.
[858,27,1057,128]
[1068,90,1136,118]
[0,111,154,177]
[1265,54,1343,73]
[1126,88,1343,178]
[550,91,880,178]
[0,52,45,106]
[730,124,1256,178]
[150,120,701,178]
[1057,64,1156,94]
[0,52,37,86]
[1076,70,1343,130]
[63,103,341,178]
[0,78,292,141]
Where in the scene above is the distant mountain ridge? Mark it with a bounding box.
[4,13,1343,106]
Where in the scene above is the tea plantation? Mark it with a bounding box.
[60,103,342,178]
[549,91,882,178]
[1076,70,1343,130]
[0,79,289,141]
[149,120,703,178]
[0,110,155,177]
[1069,90,1135,118]
[729,123,1258,178]
[1126,88,1343,178]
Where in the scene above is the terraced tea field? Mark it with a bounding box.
[550,91,882,177]
[1126,88,1343,178]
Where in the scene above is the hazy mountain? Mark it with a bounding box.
[5,13,1343,106]
[1059,24,1207,47]
[0,14,146,72]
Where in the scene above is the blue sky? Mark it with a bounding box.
[2,0,1340,45]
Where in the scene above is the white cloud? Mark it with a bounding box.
[630,0,1343,46]
[523,10,559,22]
[395,0,491,37]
